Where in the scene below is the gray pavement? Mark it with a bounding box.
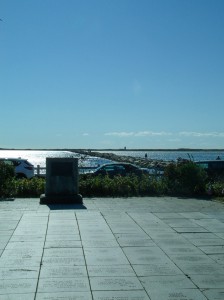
[0,196,224,299]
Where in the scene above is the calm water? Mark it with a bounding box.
[0,150,111,170]
[1,149,223,170]
[98,150,224,162]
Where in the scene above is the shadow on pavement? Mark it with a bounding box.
[45,203,87,210]
[0,198,15,202]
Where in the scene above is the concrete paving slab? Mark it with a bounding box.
[79,226,111,232]
[92,290,150,300]
[48,222,78,227]
[48,218,77,223]
[140,275,196,291]
[213,232,224,238]
[190,274,224,288]
[39,265,87,278]
[37,277,90,292]
[158,245,204,255]
[133,222,169,229]
[0,196,224,298]
[0,240,10,250]
[79,229,113,236]
[79,233,116,240]
[0,294,35,300]
[1,247,43,259]
[132,261,183,276]
[161,218,200,227]
[42,256,85,266]
[0,223,19,231]
[202,289,224,300]
[44,240,82,248]
[0,257,41,268]
[203,225,224,232]
[146,232,181,239]
[13,228,47,235]
[0,235,12,243]
[116,236,155,247]
[168,254,215,265]
[0,266,39,279]
[199,245,224,254]
[48,221,78,226]
[127,211,160,218]
[173,227,208,233]
[122,246,169,264]
[189,238,224,246]
[48,214,76,219]
[43,247,83,257]
[209,254,224,264]
[0,212,23,220]
[106,223,144,234]
[0,278,37,294]
[84,247,129,265]
[9,234,45,242]
[87,265,135,277]
[153,237,190,247]
[90,276,143,291]
[181,232,220,239]
[154,212,184,219]
[179,212,212,218]
[177,262,224,275]
[115,232,149,239]
[47,228,80,235]
[192,218,224,227]
[191,219,224,232]
[36,292,92,300]
[45,234,80,241]
[5,241,45,250]
[144,228,180,236]
[81,239,119,247]
[103,212,135,220]
[147,288,207,300]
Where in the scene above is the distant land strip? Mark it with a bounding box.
[1,148,224,152]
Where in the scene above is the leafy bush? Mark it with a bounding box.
[164,161,207,196]
[79,174,167,197]
[13,177,45,197]
[0,161,217,198]
[206,181,224,197]
[0,161,15,197]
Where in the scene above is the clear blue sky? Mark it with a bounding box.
[1,0,224,149]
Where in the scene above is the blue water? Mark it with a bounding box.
[0,150,111,170]
[1,150,223,171]
[98,150,224,162]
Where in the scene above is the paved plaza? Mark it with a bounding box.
[0,196,224,299]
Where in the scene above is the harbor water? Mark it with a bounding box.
[0,149,223,172]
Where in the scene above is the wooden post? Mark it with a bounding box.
[37,165,40,176]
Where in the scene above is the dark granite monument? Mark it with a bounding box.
[40,157,82,204]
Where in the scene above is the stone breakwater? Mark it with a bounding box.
[74,150,174,169]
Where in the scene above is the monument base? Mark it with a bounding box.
[40,194,83,205]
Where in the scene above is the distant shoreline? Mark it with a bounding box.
[1,148,224,152]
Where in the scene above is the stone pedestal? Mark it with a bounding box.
[40,157,82,204]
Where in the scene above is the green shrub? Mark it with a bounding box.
[0,161,213,198]
[206,181,224,197]
[164,161,207,196]
[0,161,15,197]
[79,174,166,197]
[13,177,45,197]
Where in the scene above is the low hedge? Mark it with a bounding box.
[0,161,223,198]
[163,161,208,196]
[0,162,15,197]
[79,174,167,197]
